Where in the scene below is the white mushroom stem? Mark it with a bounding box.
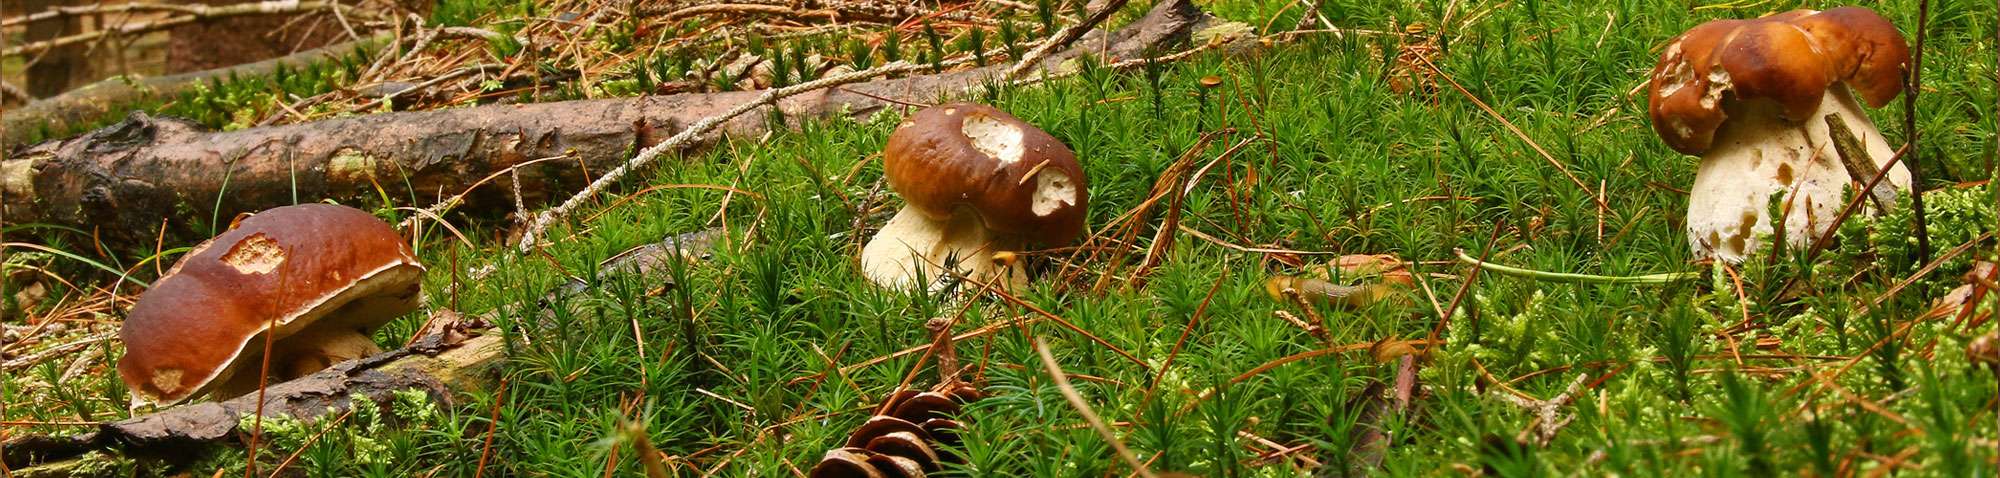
[860,207,1027,291]
[1687,87,1911,261]
[211,327,383,399]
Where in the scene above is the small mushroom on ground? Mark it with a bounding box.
[117,204,425,406]
[860,103,1089,291]
[1647,7,1912,261]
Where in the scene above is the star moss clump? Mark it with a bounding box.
[1827,184,1996,297]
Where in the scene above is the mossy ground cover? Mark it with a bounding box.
[3,0,1997,476]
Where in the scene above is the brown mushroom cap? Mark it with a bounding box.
[883,103,1088,247]
[1647,7,1909,155]
[117,203,424,405]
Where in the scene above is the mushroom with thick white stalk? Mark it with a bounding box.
[860,103,1088,290]
[1647,6,1912,261]
[117,203,425,406]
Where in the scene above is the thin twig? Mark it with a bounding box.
[1454,249,1697,284]
[516,59,929,250]
[1904,0,1934,261]
[1034,337,1158,478]
[0,333,114,372]
[350,64,505,112]
[1002,0,1131,80]
[265,406,357,477]
[1415,55,1608,210]
[473,377,509,478]
[1490,373,1589,446]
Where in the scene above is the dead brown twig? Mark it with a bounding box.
[1414,56,1607,211]
[1034,337,1160,478]
[1489,373,1588,446]
[1002,0,1132,80]
[0,333,114,373]
[515,59,936,250]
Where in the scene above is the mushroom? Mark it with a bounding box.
[1646,7,1912,261]
[117,203,425,405]
[860,103,1088,290]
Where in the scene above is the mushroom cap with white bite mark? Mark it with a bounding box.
[116,203,425,405]
[861,103,1089,289]
[883,103,1088,242]
[1647,7,1909,156]
[1645,7,1913,261]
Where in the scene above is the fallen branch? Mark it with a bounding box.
[2,0,330,29]
[0,81,29,104]
[513,60,937,250]
[636,0,1005,26]
[4,0,1213,249]
[1003,0,1131,80]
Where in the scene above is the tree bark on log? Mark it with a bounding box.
[0,36,385,147]
[1,0,1210,248]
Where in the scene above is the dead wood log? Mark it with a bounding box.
[0,0,1210,249]
[0,35,386,148]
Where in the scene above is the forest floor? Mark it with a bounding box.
[3,0,1999,476]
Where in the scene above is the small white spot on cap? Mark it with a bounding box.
[1031,170,1078,216]
[151,368,184,395]
[1700,70,1730,110]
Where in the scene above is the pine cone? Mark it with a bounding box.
[808,384,983,478]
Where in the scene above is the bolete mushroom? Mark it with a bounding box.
[860,103,1088,290]
[117,203,425,406]
[1647,6,1912,261]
